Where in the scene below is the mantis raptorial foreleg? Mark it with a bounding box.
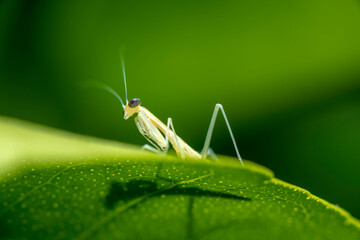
[201,104,243,165]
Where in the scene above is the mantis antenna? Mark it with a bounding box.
[96,83,125,109]
[120,56,128,103]
[87,55,129,108]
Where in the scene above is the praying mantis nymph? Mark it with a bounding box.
[96,58,244,165]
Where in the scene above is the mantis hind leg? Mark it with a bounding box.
[201,104,244,165]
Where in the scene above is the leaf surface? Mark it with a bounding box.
[0,116,359,240]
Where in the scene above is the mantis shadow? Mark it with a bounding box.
[105,178,251,209]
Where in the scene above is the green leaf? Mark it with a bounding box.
[0,116,359,240]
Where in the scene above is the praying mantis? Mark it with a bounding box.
[96,58,244,165]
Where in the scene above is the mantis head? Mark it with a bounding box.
[95,57,142,120]
[124,98,141,120]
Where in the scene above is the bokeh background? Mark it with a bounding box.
[1,0,359,218]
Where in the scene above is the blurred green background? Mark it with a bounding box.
[0,0,359,218]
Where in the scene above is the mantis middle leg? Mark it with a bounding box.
[163,118,186,159]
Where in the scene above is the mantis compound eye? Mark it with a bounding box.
[128,98,141,108]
